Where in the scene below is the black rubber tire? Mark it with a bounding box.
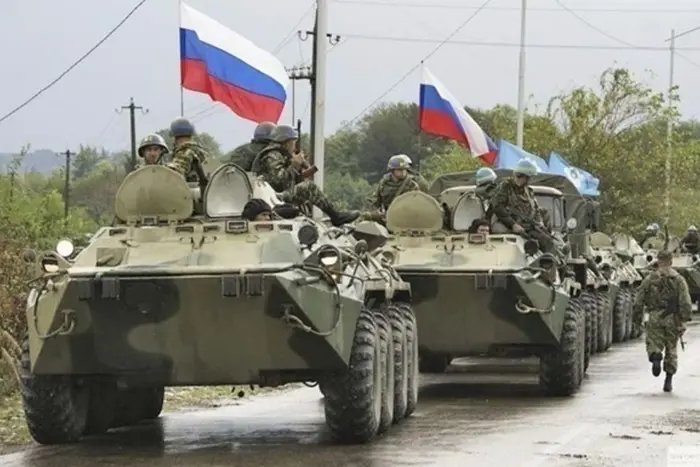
[387,304,408,423]
[595,292,611,353]
[603,292,614,350]
[621,289,632,341]
[612,289,627,343]
[142,387,165,420]
[111,388,145,428]
[396,303,418,418]
[579,290,596,370]
[539,297,585,396]
[374,312,395,435]
[628,289,642,339]
[323,309,381,443]
[19,338,89,444]
[84,381,118,435]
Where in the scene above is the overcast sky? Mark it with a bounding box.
[1,0,700,153]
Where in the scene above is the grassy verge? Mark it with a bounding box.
[0,384,286,454]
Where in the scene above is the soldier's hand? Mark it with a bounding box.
[512,223,525,234]
[292,151,306,166]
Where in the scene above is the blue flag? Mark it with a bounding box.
[547,152,600,196]
[494,139,550,174]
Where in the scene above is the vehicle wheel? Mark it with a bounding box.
[612,289,627,343]
[387,304,408,423]
[111,388,145,428]
[595,292,611,352]
[396,302,418,418]
[604,292,614,350]
[323,308,381,443]
[539,297,584,396]
[621,289,633,341]
[84,380,118,435]
[374,312,395,435]
[142,387,165,420]
[579,290,596,370]
[19,338,89,444]
[628,290,642,339]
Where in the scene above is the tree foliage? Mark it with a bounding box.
[1,66,699,392]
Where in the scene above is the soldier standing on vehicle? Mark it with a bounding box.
[640,223,660,247]
[397,154,430,191]
[252,125,359,226]
[632,250,692,392]
[369,155,423,212]
[166,118,210,188]
[224,122,276,170]
[681,225,700,254]
[136,133,169,167]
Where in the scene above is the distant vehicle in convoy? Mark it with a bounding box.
[19,163,417,445]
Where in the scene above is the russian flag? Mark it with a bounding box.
[179,3,289,123]
[419,67,497,166]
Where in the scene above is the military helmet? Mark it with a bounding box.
[387,154,410,170]
[475,167,497,186]
[397,154,413,167]
[645,224,655,232]
[513,158,538,177]
[689,225,698,232]
[657,250,673,262]
[270,124,298,143]
[651,223,660,231]
[137,133,168,157]
[253,122,276,141]
[242,198,272,221]
[170,117,195,137]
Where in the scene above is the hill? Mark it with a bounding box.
[0,149,63,174]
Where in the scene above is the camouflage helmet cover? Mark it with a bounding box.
[397,154,413,166]
[170,117,195,137]
[387,154,410,170]
[138,133,168,156]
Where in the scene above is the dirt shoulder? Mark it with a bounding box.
[0,384,289,455]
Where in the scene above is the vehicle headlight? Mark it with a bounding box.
[56,239,74,258]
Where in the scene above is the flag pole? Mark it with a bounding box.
[178,0,185,116]
[515,0,527,148]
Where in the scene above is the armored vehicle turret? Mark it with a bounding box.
[20,163,416,445]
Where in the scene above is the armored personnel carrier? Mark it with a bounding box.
[379,177,586,396]
[20,163,416,445]
[588,232,643,344]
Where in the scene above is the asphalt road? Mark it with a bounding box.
[3,324,700,467]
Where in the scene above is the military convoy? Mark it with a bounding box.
[20,164,417,445]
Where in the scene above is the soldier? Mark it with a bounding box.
[474,167,498,220]
[490,159,553,254]
[540,208,552,231]
[166,117,210,189]
[640,223,660,246]
[397,154,430,191]
[681,225,699,254]
[137,133,169,167]
[633,250,692,392]
[225,121,276,170]
[370,155,423,212]
[253,125,359,226]
[242,198,272,221]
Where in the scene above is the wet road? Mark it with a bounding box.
[3,324,700,467]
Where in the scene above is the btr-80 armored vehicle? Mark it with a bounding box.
[20,164,416,445]
[378,174,586,396]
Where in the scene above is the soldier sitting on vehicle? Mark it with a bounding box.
[242,199,272,221]
[397,154,430,191]
[136,133,169,167]
[225,122,276,170]
[640,223,660,247]
[681,225,699,254]
[252,125,359,226]
[166,117,210,191]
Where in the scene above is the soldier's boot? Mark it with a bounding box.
[649,353,662,377]
[663,372,673,392]
[318,199,360,227]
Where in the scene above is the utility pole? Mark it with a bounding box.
[515,0,527,148]
[117,97,149,172]
[60,149,74,219]
[663,25,700,226]
[287,65,313,156]
[295,0,340,192]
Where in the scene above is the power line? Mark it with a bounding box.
[337,34,700,51]
[272,1,316,54]
[334,0,700,13]
[339,0,495,130]
[0,0,150,126]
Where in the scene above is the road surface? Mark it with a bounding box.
[3,323,700,467]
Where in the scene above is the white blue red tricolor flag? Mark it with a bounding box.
[419,67,497,166]
[179,2,289,123]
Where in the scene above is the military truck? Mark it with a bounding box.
[20,164,417,445]
[378,175,587,396]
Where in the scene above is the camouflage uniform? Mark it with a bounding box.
[224,121,276,170]
[474,167,498,222]
[397,154,430,192]
[490,178,554,254]
[254,125,359,226]
[681,226,699,253]
[540,208,552,231]
[167,140,209,183]
[633,255,692,391]
[370,172,422,211]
